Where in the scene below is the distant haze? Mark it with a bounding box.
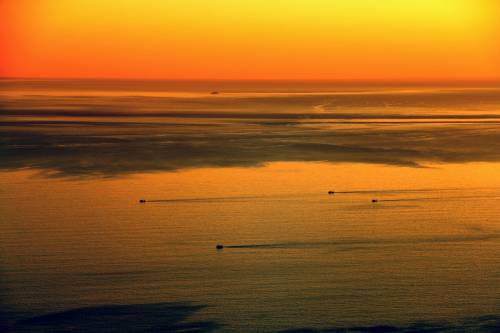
[1,0,499,80]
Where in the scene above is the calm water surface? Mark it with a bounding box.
[1,80,500,332]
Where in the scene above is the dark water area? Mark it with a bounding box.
[2,80,500,177]
[1,80,500,332]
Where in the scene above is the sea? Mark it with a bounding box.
[1,79,500,332]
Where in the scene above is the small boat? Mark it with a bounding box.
[139,199,146,203]
[372,199,378,203]
[216,244,224,249]
[328,191,335,195]
[210,91,219,95]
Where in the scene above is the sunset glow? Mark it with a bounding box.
[1,0,499,80]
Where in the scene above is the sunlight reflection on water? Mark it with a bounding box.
[1,81,500,332]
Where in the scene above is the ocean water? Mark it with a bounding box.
[1,79,500,332]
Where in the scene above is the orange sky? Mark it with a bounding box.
[1,0,499,80]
